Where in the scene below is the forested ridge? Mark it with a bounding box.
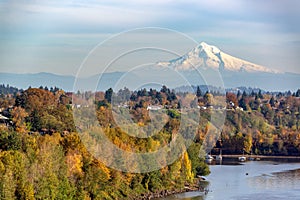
[0,85,299,199]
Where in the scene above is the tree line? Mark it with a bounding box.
[0,85,299,199]
[0,86,209,199]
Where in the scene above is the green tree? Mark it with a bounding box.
[0,151,35,200]
[0,131,22,151]
[196,86,202,97]
[296,89,300,97]
[243,134,253,153]
[105,88,113,103]
[269,96,275,107]
[187,142,209,176]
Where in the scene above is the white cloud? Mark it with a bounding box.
[0,0,181,29]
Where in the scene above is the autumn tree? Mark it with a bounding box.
[226,92,238,108]
[14,88,75,133]
[10,107,29,133]
[203,92,213,106]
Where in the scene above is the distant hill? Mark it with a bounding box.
[0,72,124,92]
[1,70,299,92]
[0,72,75,91]
[1,42,300,92]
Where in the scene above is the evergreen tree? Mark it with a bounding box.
[270,96,275,107]
[296,89,300,97]
[238,91,248,110]
[237,90,241,99]
[104,88,113,103]
[196,86,202,97]
[258,90,263,99]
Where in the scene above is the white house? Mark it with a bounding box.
[147,105,163,111]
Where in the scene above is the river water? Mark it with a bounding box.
[157,159,300,200]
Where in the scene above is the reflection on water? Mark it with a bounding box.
[160,191,205,200]
[248,168,300,190]
[157,160,300,200]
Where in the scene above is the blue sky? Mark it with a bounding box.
[0,0,299,76]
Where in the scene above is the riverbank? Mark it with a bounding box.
[157,160,300,200]
[135,178,207,200]
[204,160,300,200]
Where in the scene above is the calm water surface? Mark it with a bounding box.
[157,160,300,200]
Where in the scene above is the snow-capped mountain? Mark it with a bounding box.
[157,42,279,73]
[1,42,299,91]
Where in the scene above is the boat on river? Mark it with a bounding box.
[238,156,246,162]
[216,155,222,161]
[238,150,246,162]
[205,154,214,163]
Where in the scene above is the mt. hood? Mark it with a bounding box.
[1,42,299,91]
[158,42,279,73]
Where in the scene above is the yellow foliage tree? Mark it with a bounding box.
[182,151,194,182]
[66,150,83,180]
[11,106,29,133]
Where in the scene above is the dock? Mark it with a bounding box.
[212,154,300,159]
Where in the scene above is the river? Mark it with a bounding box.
[157,159,300,200]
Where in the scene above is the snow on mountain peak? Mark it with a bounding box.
[157,42,279,73]
[198,42,221,54]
